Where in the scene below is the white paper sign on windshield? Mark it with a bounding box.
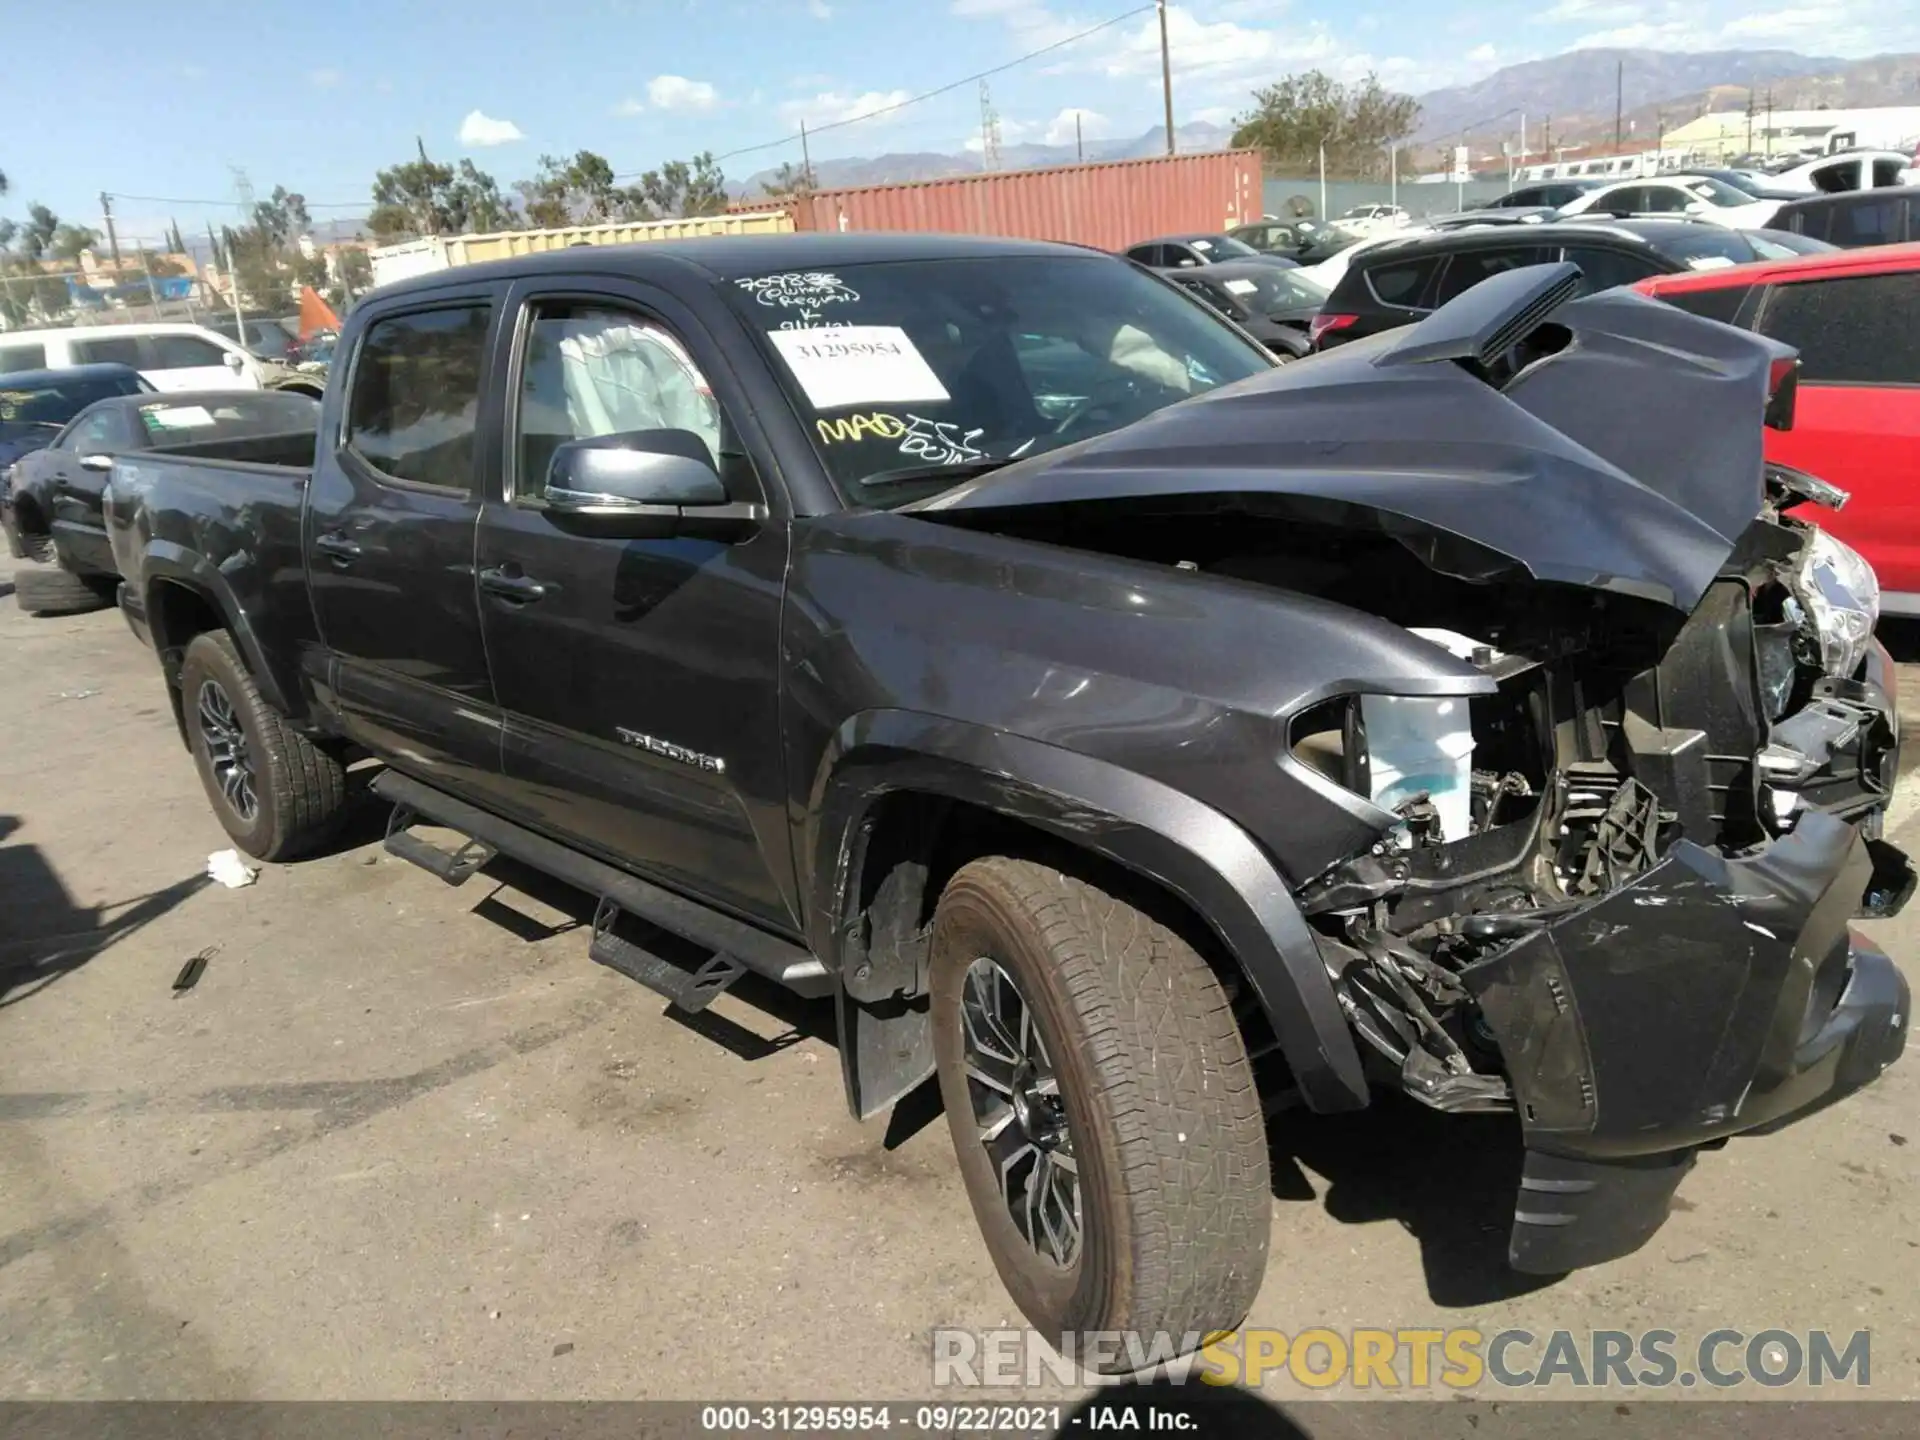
[768,326,950,410]
[1224,279,1259,295]
[144,405,217,429]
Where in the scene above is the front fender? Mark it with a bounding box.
[807,709,1370,1114]
[140,540,300,719]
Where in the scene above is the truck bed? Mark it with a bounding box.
[105,439,320,720]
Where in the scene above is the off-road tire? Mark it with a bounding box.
[930,856,1270,1365]
[14,564,113,617]
[180,630,346,861]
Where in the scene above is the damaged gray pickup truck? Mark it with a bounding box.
[106,236,1910,1359]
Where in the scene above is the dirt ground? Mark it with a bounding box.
[2,549,1917,1407]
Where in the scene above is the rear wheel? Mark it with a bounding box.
[180,631,346,861]
[14,565,113,617]
[929,857,1270,1364]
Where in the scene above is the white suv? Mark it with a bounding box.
[0,323,266,392]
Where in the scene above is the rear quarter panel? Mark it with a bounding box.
[108,452,319,719]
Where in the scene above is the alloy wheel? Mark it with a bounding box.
[197,679,259,824]
[960,956,1082,1269]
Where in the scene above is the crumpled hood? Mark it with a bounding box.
[914,287,1788,611]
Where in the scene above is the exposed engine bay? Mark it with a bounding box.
[960,467,1908,1131]
[918,269,1913,1272]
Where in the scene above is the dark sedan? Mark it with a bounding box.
[3,364,153,571]
[7,388,317,614]
[1155,260,1330,358]
[1123,232,1299,270]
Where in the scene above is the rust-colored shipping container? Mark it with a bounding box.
[761,150,1263,251]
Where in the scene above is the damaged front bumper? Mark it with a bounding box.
[1464,807,1911,1273]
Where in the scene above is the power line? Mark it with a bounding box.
[102,191,367,209]
[633,2,1155,175]
[99,4,1156,209]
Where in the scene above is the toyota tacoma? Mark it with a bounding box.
[102,234,1910,1358]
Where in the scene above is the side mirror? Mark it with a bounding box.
[79,453,114,473]
[223,350,247,371]
[545,430,732,515]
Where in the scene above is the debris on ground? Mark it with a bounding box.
[172,948,216,995]
[57,689,100,701]
[206,849,258,888]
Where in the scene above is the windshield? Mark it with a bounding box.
[1679,177,1755,208]
[0,376,144,429]
[1746,229,1838,257]
[135,391,320,440]
[732,255,1273,509]
[1190,235,1261,260]
[1646,228,1766,268]
[1215,268,1331,312]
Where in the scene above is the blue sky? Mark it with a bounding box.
[2,0,1900,246]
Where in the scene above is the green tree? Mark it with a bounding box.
[16,203,59,262]
[369,142,512,240]
[50,223,101,262]
[633,152,727,218]
[517,149,625,227]
[253,186,312,250]
[760,161,815,201]
[337,246,372,293]
[1231,71,1420,181]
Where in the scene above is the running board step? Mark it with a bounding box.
[589,898,746,1013]
[369,769,833,999]
[384,804,496,885]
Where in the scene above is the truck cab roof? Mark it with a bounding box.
[369,231,1092,301]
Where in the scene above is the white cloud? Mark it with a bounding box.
[309,67,342,88]
[779,89,915,129]
[1043,107,1110,145]
[648,74,719,110]
[1465,42,1498,65]
[807,0,832,15]
[1536,0,1646,20]
[459,109,525,147]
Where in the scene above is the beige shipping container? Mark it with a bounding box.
[368,211,794,288]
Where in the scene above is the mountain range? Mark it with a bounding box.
[732,47,1920,197]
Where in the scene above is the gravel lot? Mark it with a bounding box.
[2,548,1917,1405]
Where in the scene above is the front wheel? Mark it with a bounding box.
[929,857,1271,1364]
[180,631,346,861]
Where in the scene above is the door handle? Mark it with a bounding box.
[478,567,549,602]
[314,532,362,561]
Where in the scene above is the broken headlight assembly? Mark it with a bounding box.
[1791,529,1879,681]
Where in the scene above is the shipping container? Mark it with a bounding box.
[755,151,1263,251]
[368,211,795,288]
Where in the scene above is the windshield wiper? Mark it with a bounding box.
[862,457,1020,488]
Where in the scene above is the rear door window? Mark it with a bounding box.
[1757,273,1920,384]
[1431,247,1555,306]
[1657,284,1754,326]
[0,341,48,373]
[1560,245,1663,296]
[1829,198,1906,247]
[146,334,229,369]
[1873,158,1906,188]
[344,304,494,490]
[1364,256,1443,309]
[71,334,145,368]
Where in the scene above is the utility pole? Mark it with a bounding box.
[1157,0,1175,155]
[1518,110,1526,172]
[1764,88,1774,157]
[99,192,124,273]
[1746,90,1755,155]
[1614,58,1624,151]
[1076,111,1084,164]
[799,120,814,190]
[1542,115,1552,165]
[228,166,254,332]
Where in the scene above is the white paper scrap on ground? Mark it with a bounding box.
[767,326,951,410]
[206,849,259,888]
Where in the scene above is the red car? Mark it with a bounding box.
[1634,243,1920,613]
